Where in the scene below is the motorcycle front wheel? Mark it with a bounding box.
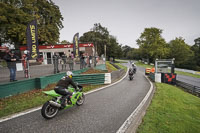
[76,94,85,106]
[41,101,59,119]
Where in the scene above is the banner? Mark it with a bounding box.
[26,19,39,59]
[73,33,79,57]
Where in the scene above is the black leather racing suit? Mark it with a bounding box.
[54,76,77,107]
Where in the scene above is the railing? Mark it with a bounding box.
[0,58,105,84]
[176,80,200,97]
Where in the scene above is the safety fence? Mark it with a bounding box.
[174,68,200,75]
[176,80,200,97]
[0,58,105,84]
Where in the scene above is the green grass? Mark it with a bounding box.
[135,61,154,68]
[106,61,118,71]
[115,59,129,63]
[137,83,200,133]
[175,71,200,78]
[116,63,127,71]
[0,85,54,118]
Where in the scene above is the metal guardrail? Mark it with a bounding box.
[176,80,200,97]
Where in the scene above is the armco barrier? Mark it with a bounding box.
[73,73,106,85]
[0,78,36,98]
[0,72,66,98]
[0,71,111,98]
[176,80,200,97]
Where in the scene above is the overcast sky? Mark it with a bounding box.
[52,0,200,48]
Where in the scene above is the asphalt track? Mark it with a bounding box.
[176,75,200,87]
[0,64,150,133]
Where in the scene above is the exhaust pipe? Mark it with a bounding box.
[49,101,61,108]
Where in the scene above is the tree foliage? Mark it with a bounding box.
[121,45,131,58]
[168,37,194,68]
[0,0,63,48]
[136,27,169,63]
[80,23,122,59]
[60,40,70,44]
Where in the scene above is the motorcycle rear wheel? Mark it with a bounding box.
[76,94,85,106]
[41,101,59,119]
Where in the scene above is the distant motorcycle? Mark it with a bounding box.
[129,68,136,81]
[41,85,85,119]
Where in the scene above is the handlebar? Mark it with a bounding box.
[77,85,83,92]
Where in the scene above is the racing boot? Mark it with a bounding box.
[67,95,72,105]
[60,97,66,109]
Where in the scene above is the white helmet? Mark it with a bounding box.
[66,71,73,78]
[24,50,28,54]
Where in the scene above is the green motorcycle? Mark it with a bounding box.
[41,85,85,119]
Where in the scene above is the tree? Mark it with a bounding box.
[106,35,122,59]
[121,45,131,58]
[136,27,169,63]
[80,23,122,59]
[126,48,141,60]
[168,37,194,68]
[0,2,32,48]
[60,40,70,44]
[0,0,63,48]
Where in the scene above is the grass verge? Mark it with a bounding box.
[135,61,153,68]
[175,71,200,78]
[137,83,200,133]
[0,84,55,118]
[115,59,129,63]
[106,61,118,71]
[115,63,127,71]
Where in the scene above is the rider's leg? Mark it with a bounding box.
[54,87,72,108]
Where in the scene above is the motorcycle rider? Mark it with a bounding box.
[54,71,78,108]
[128,67,134,77]
[132,63,137,73]
[128,62,137,79]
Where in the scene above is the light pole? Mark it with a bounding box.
[104,44,106,62]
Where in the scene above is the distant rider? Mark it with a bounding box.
[129,67,134,76]
[54,71,78,108]
[132,63,137,73]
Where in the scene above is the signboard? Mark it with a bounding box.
[26,20,39,59]
[73,33,79,57]
[19,43,94,51]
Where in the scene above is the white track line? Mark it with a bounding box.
[0,107,42,123]
[116,75,153,133]
[0,69,128,123]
